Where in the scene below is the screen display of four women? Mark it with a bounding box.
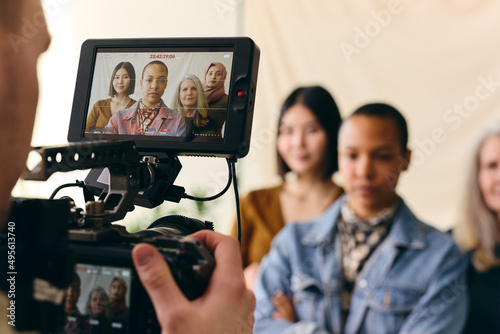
[85,48,233,143]
[65,263,132,333]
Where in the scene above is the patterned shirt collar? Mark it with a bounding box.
[340,197,398,229]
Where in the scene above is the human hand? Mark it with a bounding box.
[271,290,297,322]
[243,262,260,289]
[132,230,255,334]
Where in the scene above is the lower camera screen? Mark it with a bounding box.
[64,263,132,334]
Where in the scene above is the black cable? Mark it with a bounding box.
[49,181,86,200]
[180,158,241,245]
[183,159,233,201]
[230,160,242,246]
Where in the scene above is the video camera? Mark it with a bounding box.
[0,37,259,333]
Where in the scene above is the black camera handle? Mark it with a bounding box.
[24,141,242,243]
[24,141,142,228]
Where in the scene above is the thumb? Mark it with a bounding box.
[132,243,187,314]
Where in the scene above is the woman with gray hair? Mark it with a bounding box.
[454,121,500,333]
[83,286,112,333]
[171,74,218,138]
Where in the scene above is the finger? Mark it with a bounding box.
[132,243,188,315]
[189,230,243,274]
[249,288,256,311]
[189,231,246,297]
[189,231,254,316]
[272,291,285,304]
[273,290,284,299]
[272,311,287,320]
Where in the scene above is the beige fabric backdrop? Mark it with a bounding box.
[13,0,500,233]
[241,0,500,230]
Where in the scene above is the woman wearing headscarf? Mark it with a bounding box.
[202,62,228,133]
[109,277,128,320]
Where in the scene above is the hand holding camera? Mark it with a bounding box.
[133,230,255,334]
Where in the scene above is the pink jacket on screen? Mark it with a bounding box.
[104,100,186,136]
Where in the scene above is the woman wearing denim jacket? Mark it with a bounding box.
[254,103,468,334]
[454,122,500,333]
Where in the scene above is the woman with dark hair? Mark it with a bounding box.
[454,121,500,333]
[253,103,467,333]
[202,62,228,132]
[231,86,343,288]
[86,61,137,132]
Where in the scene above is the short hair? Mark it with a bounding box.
[171,74,210,128]
[350,103,408,152]
[142,60,168,79]
[454,121,500,270]
[108,62,136,97]
[72,272,81,286]
[277,86,342,180]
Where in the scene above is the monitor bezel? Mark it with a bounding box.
[68,37,259,158]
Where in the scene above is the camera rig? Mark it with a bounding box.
[2,36,259,333]
[3,140,221,333]
[25,140,182,231]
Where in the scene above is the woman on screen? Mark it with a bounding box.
[203,62,228,132]
[109,277,129,320]
[83,286,112,333]
[85,62,137,132]
[172,74,218,137]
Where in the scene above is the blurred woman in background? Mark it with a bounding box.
[231,86,343,289]
[455,121,500,333]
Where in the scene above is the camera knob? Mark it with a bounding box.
[86,200,105,216]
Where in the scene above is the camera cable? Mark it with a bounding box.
[181,158,242,245]
[182,159,233,202]
[49,180,94,202]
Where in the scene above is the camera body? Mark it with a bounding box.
[2,141,216,333]
[0,37,260,333]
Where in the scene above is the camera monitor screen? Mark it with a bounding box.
[68,38,260,158]
[66,263,132,333]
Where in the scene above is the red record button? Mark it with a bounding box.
[237,91,245,98]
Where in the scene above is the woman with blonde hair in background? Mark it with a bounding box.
[454,121,500,333]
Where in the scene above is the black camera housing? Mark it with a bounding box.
[1,197,214,333]
[71,220,214,334]
[1,142,216,334]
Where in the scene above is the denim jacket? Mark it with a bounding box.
[254,196,468,334]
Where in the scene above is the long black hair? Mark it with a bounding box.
[277,86,342,180]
